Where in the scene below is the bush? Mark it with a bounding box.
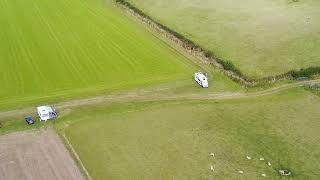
[222,61,235,70]
[204,50,215,58]
[221,61,242,75]
[289,67,320,78]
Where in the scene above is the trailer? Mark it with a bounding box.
[194,72,208,88]
[37,106,57,121]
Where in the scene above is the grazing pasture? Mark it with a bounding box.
[0,0,199,109]
[127,0,320,78]
[62,88,320,179]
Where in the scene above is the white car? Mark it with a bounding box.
[194,72,208,88]
[37,106,57,121]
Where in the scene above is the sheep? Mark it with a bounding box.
[210,165,214,172]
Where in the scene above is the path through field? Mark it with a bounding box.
[0,128,85,180]
[1,79,319,120]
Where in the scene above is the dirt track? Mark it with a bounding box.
[0,128,85,180]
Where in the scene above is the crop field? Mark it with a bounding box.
[0,128,84,180]
[60,88,320,179]
[127,0,320,78]
[0,0,202,109]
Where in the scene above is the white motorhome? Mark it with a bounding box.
[37,106,57,121]
[194,72,208,88]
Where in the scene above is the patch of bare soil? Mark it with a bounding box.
[0,128,85,180]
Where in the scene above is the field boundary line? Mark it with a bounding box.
[60,132,93,180]
[114,0,320,86]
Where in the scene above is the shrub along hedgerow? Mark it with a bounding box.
[288,67,320,78]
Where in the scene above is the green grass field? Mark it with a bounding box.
[58,88,320,179]
[127,0,320,78]
[0,0,203,109]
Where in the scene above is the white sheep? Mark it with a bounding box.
[210,165,214,172]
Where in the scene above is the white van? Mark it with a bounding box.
[194,72,208,88]
[37,106,57,121]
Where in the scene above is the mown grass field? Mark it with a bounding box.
[58,88,320,179]
[0,0,204,109]
[127,0,320,78]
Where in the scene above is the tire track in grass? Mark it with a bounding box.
[29,0,71,86]
[87,12,138,73]
[15,2,46,96]
[12,0,44,94]
[65,12,111,79]
[79,1,152,72]
[59,0,106,81]
[33,0,85,86]
[27,0,52,87]
[0,3,14,96]
[8,14,25,96]
[61,0,137,82]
